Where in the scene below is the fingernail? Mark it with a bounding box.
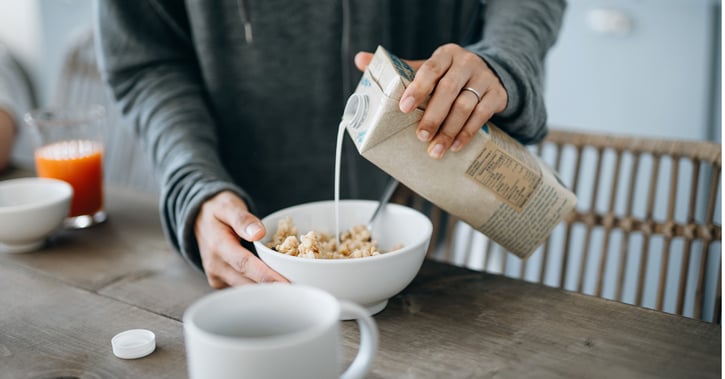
[417,130,430,141]
[245,223,262,238]
[400,97,415,113]
[451,139,462,151]
[429,144,444,159]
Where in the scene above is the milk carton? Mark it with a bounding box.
[341,46,576,258]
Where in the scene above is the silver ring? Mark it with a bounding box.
[461,87,482,103]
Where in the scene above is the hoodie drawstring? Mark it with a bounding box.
[236,0,254,44]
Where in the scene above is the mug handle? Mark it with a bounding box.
[339,301,379,379]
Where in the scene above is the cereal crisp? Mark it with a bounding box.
[266,217,402,259]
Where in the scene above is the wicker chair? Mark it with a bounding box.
[393,128,722,323]
[53,29,158,194]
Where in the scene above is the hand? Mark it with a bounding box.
[194,191,289,288]
[354,44,507,159]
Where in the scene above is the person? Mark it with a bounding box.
[95,0,566,288]
[0,43,36,172]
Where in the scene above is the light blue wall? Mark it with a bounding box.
[544,0,721,142]
[37,0,93,106]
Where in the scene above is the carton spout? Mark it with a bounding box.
[342,94,369,131]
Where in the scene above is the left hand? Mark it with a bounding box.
[194,191,289,288]
[355,44,507,159]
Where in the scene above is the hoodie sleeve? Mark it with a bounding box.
[466,0,566,145]
[94,0,253,271]
[0,44,36,169]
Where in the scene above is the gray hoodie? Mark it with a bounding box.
[95,0,566,271]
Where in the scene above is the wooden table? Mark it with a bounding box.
[0,181,720,378]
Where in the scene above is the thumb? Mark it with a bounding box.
[206,191,266,242]
[354,52,373,72]
[240,215,265,241]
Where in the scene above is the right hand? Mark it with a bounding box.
[354,46,507,159]
[194,191,289,288]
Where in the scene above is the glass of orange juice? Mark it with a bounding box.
[25,105,107,229]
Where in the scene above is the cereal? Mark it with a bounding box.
[266,216,402,259]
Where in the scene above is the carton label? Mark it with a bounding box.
[465,139,542,212]
[476,183,573,253]
[387,53,415,82]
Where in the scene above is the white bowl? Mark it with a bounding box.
[254,200,432,317]
[0,177,73,253]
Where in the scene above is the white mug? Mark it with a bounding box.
[183,283,378,379]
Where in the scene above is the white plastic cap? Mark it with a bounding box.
[112,329,156,359]
[342,93,369,131]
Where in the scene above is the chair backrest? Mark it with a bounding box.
[393,128,722,323]
[53,29,158,194]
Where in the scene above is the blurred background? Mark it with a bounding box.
[0,0,720,142]
[0,0,720,320]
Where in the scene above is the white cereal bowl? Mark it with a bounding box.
[254,200,432,318]
[0,177,73,253]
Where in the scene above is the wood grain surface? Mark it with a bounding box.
[0,171,720,379]
[360,262,720,379]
